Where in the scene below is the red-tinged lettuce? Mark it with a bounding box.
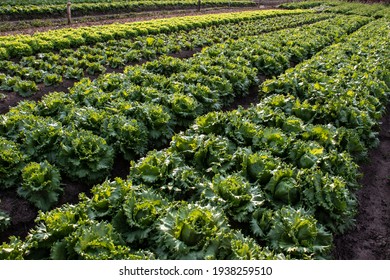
[17,161,62,211]
[267,206,333,259]
[0,137,25,189]
[57,129,114,183]
[155,203,232,260]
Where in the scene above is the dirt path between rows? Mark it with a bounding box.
[333,105,390,260]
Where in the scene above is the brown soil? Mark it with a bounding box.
[333,105,390,260]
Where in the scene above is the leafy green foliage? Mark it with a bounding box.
[13,80,38,97]
[0,207,11,233]
[203,174,264,222]
[244,151,280,184]
[265,167,300,206]
[267,206,333,259]
[300,170,357,234]
[129,149,205,200]
[57,129,114,182]
[0,237,27,260]
[51,221,153,260]
[0,137,25,189]
[229,231,284,260]
[17,161,62,211]
[0,7,389,261]
[155,203,232,260]
[114,187,169,245]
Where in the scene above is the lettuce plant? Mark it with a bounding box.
[51,221,152,260]
[43,73,62,86]
[253,127,292,157]
[17,161,62,211]
[37,91,76,118]
[63,106,107,134]
[113,187,169,244]
[300,170,357,234]
[267,206,333,259]
[129,149,205,200]
[203,174,264,222]
[244,151,280,184]
[19,117,63,163]
[0,236,27,260]
[0,137,25,189]
[101,115,148,160]
[0,207,11,233]
[288,140,325,169]
[155,203,232,260]
[57,129,114,182]
[229,231,283,260]
[13,80,38,97]
[265,167,300,205]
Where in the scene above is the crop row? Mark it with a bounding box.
[0,12,334,98]
[0,14,369,217]
[0,16,388,260]
[0,0,256,21]
[1,0,141,5]
[280,0,390,19]
[0,9,310,59]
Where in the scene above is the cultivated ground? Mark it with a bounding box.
[0,4,389,260]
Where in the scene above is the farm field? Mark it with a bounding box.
[0,1,389,260]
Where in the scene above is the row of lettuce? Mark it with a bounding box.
[280,0,390,19]
[0,0,256,20]
[0,0,160,5]
[0,12,333,99]
[0,9,309,59]
[2,14,388,259]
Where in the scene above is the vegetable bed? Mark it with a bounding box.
[0,1,389,260]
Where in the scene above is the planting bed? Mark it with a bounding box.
[0,1,389,260]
